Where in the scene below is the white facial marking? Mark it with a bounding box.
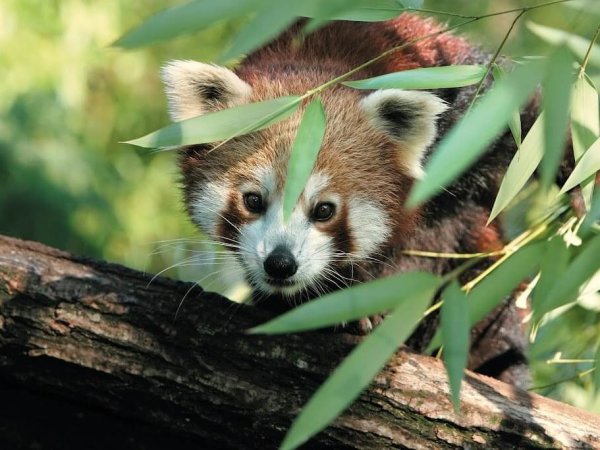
[303,172,330,202]
[190,179,230,236]
[238,171,336,296]
[256,165,277,198]
[347,198,390,259]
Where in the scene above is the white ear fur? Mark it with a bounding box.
[361,89,448,178]
[161,60,252,122]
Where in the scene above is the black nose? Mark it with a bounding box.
[263,246,298,280]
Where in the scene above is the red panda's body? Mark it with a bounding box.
[162,14,534,387]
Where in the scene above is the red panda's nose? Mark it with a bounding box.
[264,246,298,280]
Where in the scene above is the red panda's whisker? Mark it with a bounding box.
[174,265,244,321]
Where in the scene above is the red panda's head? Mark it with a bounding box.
[162,60,447,298]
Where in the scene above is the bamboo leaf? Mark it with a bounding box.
[344,65,486,90]
[567,76,600,207]
[125,96,301,148]
[427,243,544,352]
[572,76,600,156]
[488,114,544,224]
[532,237,570,321]
[329,7,405,22]
[440,282,470,412]
[467,243,544,325]
[540,233,600,313]
[541,46,575,188]
[527,22,600,68]
[114,0,263,48]
[581,189,600,237]
[303,0,363,33]
[283,99,327,221]
[564,0,600,15]
[251,272,438,334]
[491,64,522,147]
[560,136,600,193]
[594,345,600,394]
[279,289,433,450]
[225,0,407,56]
[298,0,407,23]
[398,0,424,7]
[407,60,544,208]
[221,4,297,61]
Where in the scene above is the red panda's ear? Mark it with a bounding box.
[161,60,252,122]
[360,89,448,178]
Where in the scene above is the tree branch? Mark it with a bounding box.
[0,234,599,449]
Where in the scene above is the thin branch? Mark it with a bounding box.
[529,368,595,391]
[579,23,600,77]
[406,0,573,20]
[401,249,504,259]
[467,10,526,113]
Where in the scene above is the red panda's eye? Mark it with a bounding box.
[312,202,335,222]
[243,192,264,213]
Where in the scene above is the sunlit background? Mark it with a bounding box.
[1,0,599,411]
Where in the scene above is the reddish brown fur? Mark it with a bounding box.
[175,13,536,386]
[180,14,473,253]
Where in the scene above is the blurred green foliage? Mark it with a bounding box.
[1,0,599,414]
[0,0,239,280]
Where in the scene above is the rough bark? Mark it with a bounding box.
[0,234,599,450]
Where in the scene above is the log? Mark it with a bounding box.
[1,234,599,449]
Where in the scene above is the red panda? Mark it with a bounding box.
[161,14,534,386]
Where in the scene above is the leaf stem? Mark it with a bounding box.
[467,10,526,113]
[529,368,595,391]
[407,0,572,21]
[546,358,595,364]
[579,23,600,78]
[401,249,504,259]
[462,218,551,293]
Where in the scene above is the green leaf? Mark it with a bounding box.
[225,0,405,55]
[561,136,600,193]
[303,0,362,33]
[407,60,544,208]
[221,4,297,61]
[526,22,600,68]
[283,99,327,221]
[125,96,301,148]
[594,345,600,394]
[440,282,469,412]
[427,243,543,352]
[467,243,544,325]
[568,76,600,207]
[280,289,432,450]
[541,46,575,188]
[251,272,438,334]
[344,65,486,90]
[572,76,600,156]
[297,0,406,22]
[491,64,522,147]
[398,0,424,7]
[532,237,570,322]
[329,7,405,22]
[488,114,544,224]
[540,233,600,313]
[564,0,600,15]
[581,189,600,237]
[114,0,263,48]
